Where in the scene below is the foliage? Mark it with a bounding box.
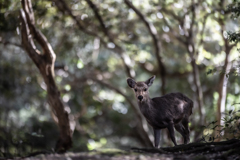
[202,109,240,143]
[228,0,240,47]
[228,0,240,19]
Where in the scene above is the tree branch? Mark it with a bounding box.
[20,9,43,67]
[124,0,166,94]
[0,39,23,48]
[85,0,111,41]
[52,0,135,78]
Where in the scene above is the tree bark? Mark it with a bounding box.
[189,50,204,126]
[215,18,233,141]
[187,0,204,126]
[215,51,231,141]
[20,0,74,152]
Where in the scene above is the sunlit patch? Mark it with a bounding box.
[87,138,107,150]
[108,7,114,12]
[107,42,115,48]
[77,59,84,69]
[99,90,115,101]
[135,50,151,63]
[203,128,214,136]
[157,12,163,19]
[174,2,183,8]
[64,84,71,91]
[162,26,169,32]
[112,102,128,114]
[63,94,70,102]
[81,14,88,20]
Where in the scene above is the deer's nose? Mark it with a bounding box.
[138,95,143,101]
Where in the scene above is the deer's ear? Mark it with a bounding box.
[145,75,155,87]
[127,78,136,88]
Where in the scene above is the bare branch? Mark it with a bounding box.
[53,0,102,39]
[0,39,23,48]
[20,9,43,67]
[85,0,111,41]
[22,0,56,71]
[89,77,142,122]
[52,0,135,78]
[197,13,210,49]
[161,8,184,27]
[85,0,136,78]
[161,15,187,45]
[124,0,166,94]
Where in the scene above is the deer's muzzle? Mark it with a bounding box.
[138,95,143,101]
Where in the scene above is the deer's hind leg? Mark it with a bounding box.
[174,123,188,144]
[167,121,177,146]
[182,117,190,143]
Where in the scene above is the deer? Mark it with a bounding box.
[127,75,193,148]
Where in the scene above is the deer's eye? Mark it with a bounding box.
[144,88,147,91]
[134,89,137,92]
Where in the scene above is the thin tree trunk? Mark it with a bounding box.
[215,0,235,142]
[189,53,204,125]
[20,0,74,152]
[187,0,204,126]
[215,46,231,141]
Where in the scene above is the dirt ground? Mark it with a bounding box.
[12,139,240,160]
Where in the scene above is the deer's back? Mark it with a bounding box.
[152,92,192,113]
[148,92,193,127]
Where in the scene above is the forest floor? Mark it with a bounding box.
[13,139,240,160]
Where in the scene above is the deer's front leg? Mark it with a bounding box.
[153,128,161,148]
[167,121,177,146]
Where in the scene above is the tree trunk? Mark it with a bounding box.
[215,10,234,140]
[190,56,204,125]
[187,1,205,126]
[20,0,74,152]
[215,47,231,141]
[186,42,204,126]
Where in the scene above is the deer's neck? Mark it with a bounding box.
[138,97,152,108]
[138,97,156,125]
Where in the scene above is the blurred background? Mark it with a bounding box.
[1,0,240,157]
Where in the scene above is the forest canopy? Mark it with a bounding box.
[0,0,240,158]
